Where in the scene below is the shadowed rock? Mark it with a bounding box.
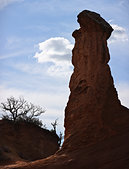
[3,10,129,169]
[0,120,59,166]
[64,10,129,150]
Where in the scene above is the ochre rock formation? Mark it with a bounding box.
[3,10,129,169]
[63,10,129,149]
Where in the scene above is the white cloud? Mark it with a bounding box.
[109,24,128,43]
[0,0,23,10]
[34,37,73,63]
[34,37,73,77]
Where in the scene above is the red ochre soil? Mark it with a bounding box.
[2,10,129,169]
[0,120,59,168]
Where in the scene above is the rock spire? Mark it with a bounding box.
[4,10,129,169]
[64,10,129,150]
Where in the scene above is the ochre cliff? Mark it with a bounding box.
[2,10,129,169]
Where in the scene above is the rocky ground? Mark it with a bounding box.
[0,119,59,167]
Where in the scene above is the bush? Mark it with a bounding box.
[25,117,43,127]
[1,96,45,128]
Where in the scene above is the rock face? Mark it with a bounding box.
[3,10,129,169]
[63,10,129,150]
[0,120,59,166]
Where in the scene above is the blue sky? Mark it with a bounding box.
[0,0,129,134]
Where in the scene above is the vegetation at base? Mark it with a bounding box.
[0,96,63,146]
[0,96,45,127]
[51,118,58,133]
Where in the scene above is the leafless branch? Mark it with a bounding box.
[0,96,45,122]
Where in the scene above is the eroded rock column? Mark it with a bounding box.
[63,10,127,149]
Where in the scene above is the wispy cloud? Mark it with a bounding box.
[6,36,24,50]
[109,24,128,43]
[0,0,23,10]
[0,36,36,59]
[0,49,32,59]
[47,64,73,77]
[13,63,46,76]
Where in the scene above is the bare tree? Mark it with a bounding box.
[22,103,45,120]
[51,119,58,133]
[1,97,26,122]
[0,96,45,123]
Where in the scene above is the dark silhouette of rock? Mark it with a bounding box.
[0,120,59,166]
[2,10,129,169]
